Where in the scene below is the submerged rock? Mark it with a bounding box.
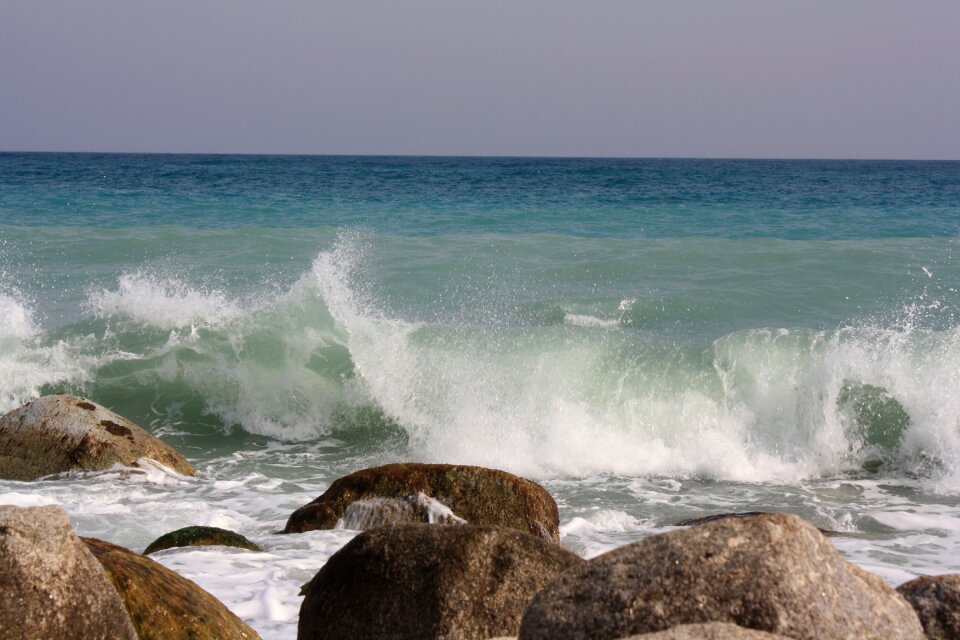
[143,526,262,554]
[84,537,261,640]
[0,505,137,640]
[518,513,923,640]
[897,574,960,640]
[0,394,195,480]
[622,623,792,638]
[283,463,560,542]
[298,523,582,640]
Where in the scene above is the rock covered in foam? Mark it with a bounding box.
[283,462,560,542]
[143,526,262,555]
[335,491,466,529]
[298,524,582,640]
[518,513,924,640]
[83,537,261,640]
[0,394,195,480]
[0,504,138,640]
[897,574,960,640]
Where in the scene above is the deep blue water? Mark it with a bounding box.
[2,153,958,238]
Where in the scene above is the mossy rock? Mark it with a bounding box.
[83,537,261,640]
[144,526,262,555]
[283,462,560,542]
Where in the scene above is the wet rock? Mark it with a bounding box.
[675,511,849,537]
[0,504,137,640]
[897,574,960,640]
[621,623,792,638]
[83,537,261,640]
[143,526,262,554]
[283,462,560,542]
[335,491,467,529]
[298,523,583,640]
[518,513,924,640]
[0,394,195,480]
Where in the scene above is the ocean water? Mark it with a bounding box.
[2,153,960,637]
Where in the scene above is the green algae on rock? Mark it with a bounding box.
[144,525,262,555]
[283,462,560,542]
[83,537,261,640]
[0,394,195,480]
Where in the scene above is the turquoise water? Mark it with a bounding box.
[2,153,960,638]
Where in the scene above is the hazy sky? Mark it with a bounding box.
[2,1,959,158]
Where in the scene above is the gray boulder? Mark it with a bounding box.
[518,513,923,640]
[298,523,583,640]
[621,623,791,638]
[0,504,137,640]
[0,394,195,480]
[897,574,960,639]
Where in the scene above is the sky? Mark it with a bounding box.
[1,1,959,159]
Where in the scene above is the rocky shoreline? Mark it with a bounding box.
[1,395,958,639]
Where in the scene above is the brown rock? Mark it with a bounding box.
[298,523,583,640]
[675,511,850,538]
[518,513,924,640]
[0,505,137,640]
[0,394,195,480]
[283,463,559,542]
[83,537,260,640]
[897,574,960,639]
[621,622,791,638]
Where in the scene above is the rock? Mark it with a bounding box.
[143,526,262,554]
[283,462,560,542]
[83,537,261,640]
[0,504,138,640]
[0,394,195,480]
[675,511,849,538]
[897,574,960,639]
[334,491,467,529]
[518,513,924,640]
[621,623,791,638]
[298,523,583,640]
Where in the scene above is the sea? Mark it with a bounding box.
[1,153,959,638]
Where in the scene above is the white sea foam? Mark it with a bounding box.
[88,271,247,329]
[563,313,620,329]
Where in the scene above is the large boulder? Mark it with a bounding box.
[283,463,560,542]
[897,574,960,640]
[83,537,260,640]
[143,526,262,555]
[0,394,195,480]
[0,505,137,640]
[622,623,792,639]
[298,523,583,640]
[518,513,924,640]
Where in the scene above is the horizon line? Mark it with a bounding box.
[2,150,959,163]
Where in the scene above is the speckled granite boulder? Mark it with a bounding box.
[298,524,582,640]
[0,505,137,640]
[283,463,559,542]
[83,537,260,640]
[0,394,195,480]
[897,574,960,639]
[621,622,792,639]
[518,513,923,640]
[143,526,262,554]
